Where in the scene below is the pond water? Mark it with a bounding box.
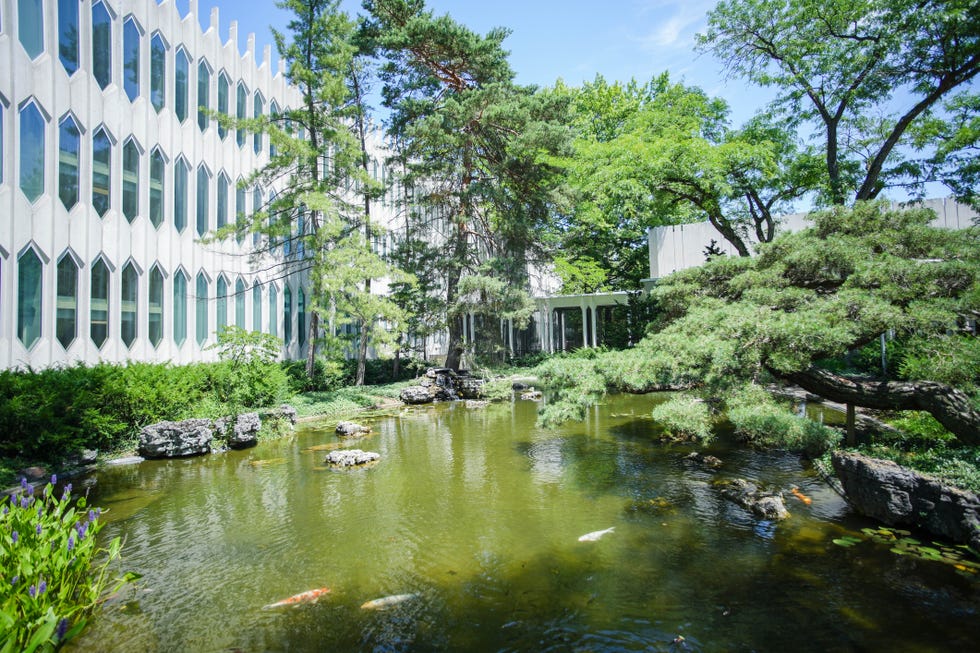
[69,394,979,652]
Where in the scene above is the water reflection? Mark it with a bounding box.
[68,394,979,652]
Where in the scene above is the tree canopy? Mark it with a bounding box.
[698,0,980,205]
[539,203,980,445]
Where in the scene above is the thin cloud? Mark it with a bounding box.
[630,1,714,50]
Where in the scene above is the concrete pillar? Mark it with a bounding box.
[592,306,599,347]
[581,305,588,348]
[508,318,514,356]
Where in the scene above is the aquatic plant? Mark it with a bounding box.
[0,477,136,651]
[833,526,980,578]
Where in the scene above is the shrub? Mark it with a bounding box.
[480,379,514,402]
[283,358,348,393]
[0,477,136,651]
[651,395,713,442]
[727,385,841,457]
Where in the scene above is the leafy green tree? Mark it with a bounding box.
[363,0,570,369]
[698,0,980,205]
[220,0,363,379]
[561,74,820,260]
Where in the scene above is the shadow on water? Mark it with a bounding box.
[67,394,979,652]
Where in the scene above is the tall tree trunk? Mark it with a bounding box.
[443,222,468,370]
[780,366,980,446]
[305,310,319,379]
[352,66,372,386]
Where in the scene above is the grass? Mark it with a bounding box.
[291,381,416,418]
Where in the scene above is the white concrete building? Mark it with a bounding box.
[0,0,412,370]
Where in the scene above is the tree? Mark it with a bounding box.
[561,74,820,260]
[223,0,362,379]
[230,0,407,384]
[698,0,980,205]
[539,203,980,446]
[363,0,570,369]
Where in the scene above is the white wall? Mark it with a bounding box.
[648,199,977,279]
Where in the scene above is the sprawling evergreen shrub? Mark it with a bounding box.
[726,385,840,457]
[650,395,714,442]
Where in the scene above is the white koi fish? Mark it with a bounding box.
[578,527,615,542]
[360,593,418,610]
[262,587,330,609]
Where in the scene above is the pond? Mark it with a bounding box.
[69,394,979,652]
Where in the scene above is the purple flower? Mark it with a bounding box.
[20,497,29,509]
[11,576,19,586]
[11,531,17,544]
[20,477,27,489]
[26,484,34,497]
[56,619,69,641]
[2,506,7,516]
[67,535,75,551]
[65,483,72,494]
[76,522,88,540]
[50,474,57,485]
[28,585,36,598]
[88,510,96,523]
[35,524,42,535]
[38,578,46,594]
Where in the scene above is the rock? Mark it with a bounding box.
[138,419,214,459]
[512,382,529,391]
[105,456,144,466]
[227,413,261,449]
[457,377,485,399]
[19,466,49,482]
[277,404,298,426]
[326,449,380,467]
[717,478,789,520]
[465,400,489,409]
[336,421,372,437]
[400,386,434,405]
[832,451,980,550]
[684,452,723,470]
[520,390,544,401]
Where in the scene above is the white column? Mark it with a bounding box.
[581,305,589,348]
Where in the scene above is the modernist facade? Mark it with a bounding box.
[0,0,415,370]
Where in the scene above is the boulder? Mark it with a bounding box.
[520,390,544,401]
[457,377,485,399]
[138,419,214,459]
[277,404,298,425]
[512,382,530,391]
[832,451,980,550]
[336,421,371,437]
[326,449,380,468]
[400,386,434,405]
[465,400,489,409]
[717,478,789,520]
[220,413,262,449]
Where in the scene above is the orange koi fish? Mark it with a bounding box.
[262,587,330,609]
[791,487,812,506]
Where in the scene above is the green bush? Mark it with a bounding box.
[0,346,293,469]
[283,358,348,393]
[0,477,136,651]
[727,385,841,457]
[480,379,514,402]
[651,395,714,442]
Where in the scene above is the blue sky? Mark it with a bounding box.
[186,0,765,123]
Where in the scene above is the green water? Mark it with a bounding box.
[69,395,979,652]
